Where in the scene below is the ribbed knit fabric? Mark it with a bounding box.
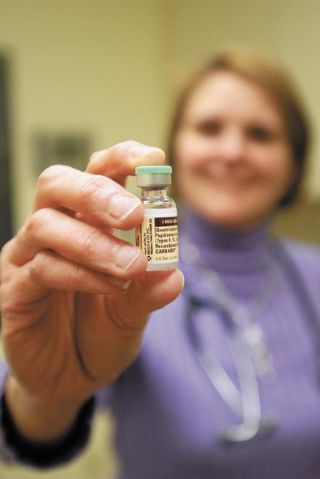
[109,209,320,479]
[1,209,320,478]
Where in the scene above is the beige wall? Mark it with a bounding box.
[0,1,319,476]
[1,0,320,231]
[163,0,320,199]
[0,0,170,228]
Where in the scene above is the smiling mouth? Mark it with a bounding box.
[195,170,254,188]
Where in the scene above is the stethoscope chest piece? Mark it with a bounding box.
[219,416,279,445]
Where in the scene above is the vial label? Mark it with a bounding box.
[135,210,179,266]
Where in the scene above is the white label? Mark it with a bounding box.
[135,208,179,264]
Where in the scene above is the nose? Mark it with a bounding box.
[216,128,246,164]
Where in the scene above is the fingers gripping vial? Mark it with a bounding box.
[135,165,179,271]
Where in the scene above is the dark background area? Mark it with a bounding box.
[0,55,13,249]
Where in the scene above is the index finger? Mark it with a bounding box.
[32,167,144,230]
[86,141,165,185]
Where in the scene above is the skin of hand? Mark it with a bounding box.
[0,141,184,438]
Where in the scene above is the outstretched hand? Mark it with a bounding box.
[0,141,184,409]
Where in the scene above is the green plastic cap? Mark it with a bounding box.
[135,165,172,175]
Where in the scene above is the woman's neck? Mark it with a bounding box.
[179,206,272,274]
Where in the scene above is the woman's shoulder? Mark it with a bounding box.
[279,236,320,278]
[281,236,320,260]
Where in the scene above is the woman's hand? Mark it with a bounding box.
[0,141,184,414]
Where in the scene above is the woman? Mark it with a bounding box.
[1,48,320,478]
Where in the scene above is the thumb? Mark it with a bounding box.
[73,269,184,385]
[111,268,184,329]
[130,268,185,313]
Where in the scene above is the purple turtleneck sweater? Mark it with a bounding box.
[1,211,320,478]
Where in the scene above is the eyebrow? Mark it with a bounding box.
[188,115,284,131]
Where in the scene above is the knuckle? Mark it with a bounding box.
[21,209,53,239]
[114,140,139,151]
[71,264,90,290]
[37,165,70,188]
[79,174,112,204]
[0,238,13,260]
[70,267,83,289]
[1,300,25,320]
[28,252,50,281]
[89,149,106,162]
[112,140,141,157]
[77,228,102,256]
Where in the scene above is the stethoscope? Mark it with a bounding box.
[182,236,320,445]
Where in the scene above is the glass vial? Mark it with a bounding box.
[135,165,179,271]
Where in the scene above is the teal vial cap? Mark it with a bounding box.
[135,165,172,187]
[135,165,172,175]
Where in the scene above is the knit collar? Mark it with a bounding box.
[179,207,275,303]
[179,207,272,275]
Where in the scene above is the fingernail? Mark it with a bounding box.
[177,269,185,289]
[109,194,140,220]
[122,279,132,290]
[115,245,141,270]
[108,277,132,290]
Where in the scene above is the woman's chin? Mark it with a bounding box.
[192,203,264,231]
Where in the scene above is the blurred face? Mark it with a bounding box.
[174,72,295,230]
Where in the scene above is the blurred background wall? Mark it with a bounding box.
[0,0,319,233]
[0,0,170,232]
[0,0,319,478]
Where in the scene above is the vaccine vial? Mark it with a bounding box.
[135,165,179,271]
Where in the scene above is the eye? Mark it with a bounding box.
[247,125,277,143]
[195,120,222,136]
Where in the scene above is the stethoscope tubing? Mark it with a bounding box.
[183,237,320,443]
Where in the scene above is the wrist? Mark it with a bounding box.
[5,376,86,442]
